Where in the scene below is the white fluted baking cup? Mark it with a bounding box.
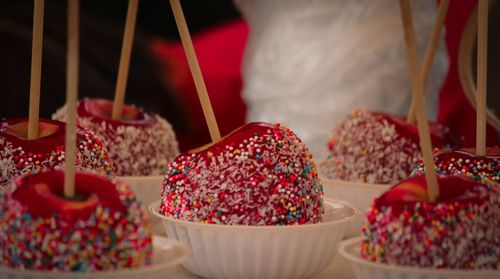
[150,198,357,279]
[0,236,188,279]
[120,175,164,235]
[320,172,388,237]
[338,237,500,279]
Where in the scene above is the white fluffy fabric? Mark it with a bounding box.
[235,0,448,157]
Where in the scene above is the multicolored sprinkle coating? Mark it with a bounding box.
[0,119,113,188]
[413,148,500,185]
[320,109,456,184]
[362,175,500,269]
[53,98,179,176]
[0,171,152,271]
[160,122,324,226]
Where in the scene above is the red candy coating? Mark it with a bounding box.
[160,122,324,226]
[12,171,126,222]
[362,175,499,269]
[0,118,113,188]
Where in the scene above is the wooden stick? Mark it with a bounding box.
[407,0,450,124]
[112,0,139,120]
[169,0,221,141]
[400,0,439,202]
[64,0,79,198]
[28,0,45,139]
[476,0,488,156]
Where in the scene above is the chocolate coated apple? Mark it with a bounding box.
[53,98,179,176]
[160,122,324,226]
[361,175,499,269]
[0,170,152,271]
[320,109,459,184]
[0,118,113,188]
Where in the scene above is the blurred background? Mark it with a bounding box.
[0,0,498,155]
[0,0,244,151]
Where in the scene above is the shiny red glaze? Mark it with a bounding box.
[11,171,126,222]
[434,147,500,161]
[189,122,275,157]
[78,98,156,128]
[371,112,460,147]
[376,175,487,215]
[1,118,66,155]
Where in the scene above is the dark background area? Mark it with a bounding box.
[87,0,241,39]
[0,0,241,132]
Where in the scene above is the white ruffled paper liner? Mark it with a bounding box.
[119,176,165,235]
[0,236,189,279]
[338,237,500,279]
[150,198,358,279]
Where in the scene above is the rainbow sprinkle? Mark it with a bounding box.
[412,148,499,185]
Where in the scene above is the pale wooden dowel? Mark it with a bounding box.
[169,0,221,141]
[476,0,488,156]
[64,0,79,199]
[112,0,139,120]
[407,0,450,124]
[28,0,45,139]
[400,0,439,202]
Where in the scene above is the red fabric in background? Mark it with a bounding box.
[152,20,249,151]
[438,0,499,146]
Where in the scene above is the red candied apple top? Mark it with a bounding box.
[369,111,460,148]
[434,147,500,161]
[374,175,491,215]
[188,121,276,158]
[78,98,156,127]
[11,171,126,223]
[1,118,67,154]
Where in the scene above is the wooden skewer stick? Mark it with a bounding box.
[28,0,45,139]
[476,0,488,156]
[169,0,221,141]
[400,0,439,202]
[112,0,139,120]
[407,0,450,124]
[64,0,79,198]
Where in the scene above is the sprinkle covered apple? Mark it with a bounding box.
[361,175,499,269]
[53,98,179,176]
[320,109,458,184]
[413,147,499,184]
[160,122,324,226]
[0,170,152,271]
[0,118,113,188]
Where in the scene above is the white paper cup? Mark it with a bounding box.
[319,165,388,237]
[120,175,164,235]
[0,236,189,279]
[338,237,500,279]
[150,198,357,279]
